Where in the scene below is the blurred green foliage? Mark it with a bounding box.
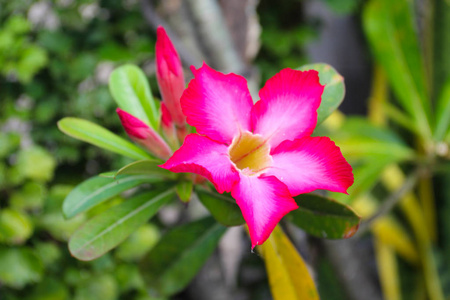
[0,1,163,298]
[1,0,450,299]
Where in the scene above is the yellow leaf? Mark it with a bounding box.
[259,225,319,300]
[375,240,401,300]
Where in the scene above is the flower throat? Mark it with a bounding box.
[228,131,272,175]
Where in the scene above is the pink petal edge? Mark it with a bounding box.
[251,69,324,148]
[266,136,354,196]
[181,63,253,144]
[160,134,239,194]
[231,175,298,248]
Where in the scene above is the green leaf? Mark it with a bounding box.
[74,274,118,300]
[115,160,174,178]
[434,77,450,141]
[320,0,360,14]
[299,63,345,124]
[115,224,160,262]
[432,0,450,100]
[0,247,43,289]
[141,217,227,297]
[63,175,159,218]
[363,0,431,137]
[0,209,33,245]
[331,117,415,161]
[196,187,244,226]
[58,117,151,160]
[288,193,361,239]
[69,188,175,261]
[109,64,159,129]
[176,181,193,203]
[16,146,56,182]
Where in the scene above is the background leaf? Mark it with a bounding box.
[69,188,175,261]
[63,175,160,218]
[288,193,361,239]
[109,64,160,129]
[58,117,151,161]
[141,217,227,297]
[363,0,431,137]
[0,247,43,289]
[259,225,320,300]
[196,187,245,226]
[299,63,345,124]
[434,77,450,141]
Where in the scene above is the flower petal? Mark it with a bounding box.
[266,136,354,195]
[231,175,298,248]
[160,134,239,193]
[251,69,324,148]
[181,63,253,144]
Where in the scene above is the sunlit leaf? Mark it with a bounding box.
[434,77,450,141]
[288,193,360,239]
[363,0,431,137]
[58,117,151,161]
[259,225,319,300]
[141,217,226,297]
[109,64,160,129]
[63,175,160,218]
[69,188,175,261]
[333,117,415,160]
[0,209,33,244]
[299,63,345,124]
[196,187,245,226]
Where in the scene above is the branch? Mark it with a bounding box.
[355,168,421,237]
[185,0,245,73]
[140,0,199,67]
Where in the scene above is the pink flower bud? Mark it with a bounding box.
[116,108,172,159]
[156,26,186,127]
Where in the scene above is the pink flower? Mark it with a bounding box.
[117,108,172,159]
[160,63,354,248]
[155,26,186,127]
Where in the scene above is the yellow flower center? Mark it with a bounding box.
[228,131,272,176]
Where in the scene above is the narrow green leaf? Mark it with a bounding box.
[196,187,244,226]
[363,0,431,137]
[432,0,450,99]
[434,77,450,141]
[63,175,160,218]
[109,64,160,129]
[176,181,193,203]
[141,217,227,297]
[332,117,415,161]
[69,188,175,261]
[58,117,151,160]
[288,193,361,239]
[115,160,174,178]
[299,63,345,124]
